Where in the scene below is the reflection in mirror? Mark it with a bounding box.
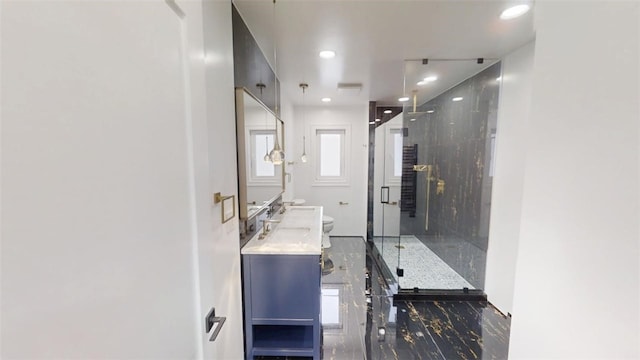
[235,88,284,220]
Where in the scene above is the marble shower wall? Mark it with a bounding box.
[400,63,501,252]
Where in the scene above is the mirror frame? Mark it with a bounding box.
[235,87,285,220]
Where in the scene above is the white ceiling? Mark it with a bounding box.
[233,0,535,107]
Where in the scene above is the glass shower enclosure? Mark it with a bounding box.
[370,61,502,295]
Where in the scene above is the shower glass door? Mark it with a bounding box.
[372,114,404,291]
[379,61,502,293]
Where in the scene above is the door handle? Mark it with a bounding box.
[339,201,349,205]
[205,308,227,342]
[208,317,226,342]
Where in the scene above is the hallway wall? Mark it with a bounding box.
[485,41,535,315]
[1,1,244,358]
[508,2,639,358]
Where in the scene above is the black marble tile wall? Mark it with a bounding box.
[232,5,279,113]
[399,63,501,289]
[401,63,500,242]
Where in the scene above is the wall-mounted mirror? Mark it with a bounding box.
[235,88,284,220]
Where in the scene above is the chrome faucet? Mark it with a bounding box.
[259,219,281,239]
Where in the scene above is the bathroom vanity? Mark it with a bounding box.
[241,206,323,360]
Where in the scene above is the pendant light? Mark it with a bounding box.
[263,138,271,163]
[268,0,284,165]
[299,83,308,163]
[269,122,283,165]
[257,83,272,163]
[398,60,410,102]
[301,137,308,163]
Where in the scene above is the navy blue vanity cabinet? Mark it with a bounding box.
[243,254,321,359]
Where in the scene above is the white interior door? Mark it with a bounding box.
[1,1,197,357]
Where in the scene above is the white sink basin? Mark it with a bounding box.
[241,206,323,255]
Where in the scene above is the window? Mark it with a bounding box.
[386,128,403,184]
[312,125,350,185]
[392,129,403,177]
[318,130,343,177]
[253,132,275,177]
[248,129,279,184]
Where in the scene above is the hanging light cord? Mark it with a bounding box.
[273,0,278,116]
[402,60,407,98]
[268,0,283,164]
[300,83,308,163]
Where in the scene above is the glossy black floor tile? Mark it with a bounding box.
[319,237,510,360]
[402,301,510,360]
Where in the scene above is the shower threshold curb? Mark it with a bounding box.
[393,289,487,302]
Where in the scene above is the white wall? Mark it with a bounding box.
[484,41,535,315]
[1,1,244,358]
[292,105,368,237]
[199,1,245,358]
[281,94,296,202]
[508,2,639,358]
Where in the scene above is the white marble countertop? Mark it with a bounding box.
[241,206,323,255]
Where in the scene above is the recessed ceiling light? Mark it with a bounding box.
[500,4,530,20]
[321,97,331,102]
[410,118,416,122]
[452,97,464,102]
[427,110,435,113]
[369,121,375,125]
[384,109,392,114]
[398,97,410,102]
[319,50,336,59]
[375,118,381,122]
[418,76,438,86]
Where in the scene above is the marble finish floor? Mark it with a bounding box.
[373,236,473,290]
[318,237,510,360]
[256,238,510,359]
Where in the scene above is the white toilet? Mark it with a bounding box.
[322,215,334,275]
[322,215,334,249]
